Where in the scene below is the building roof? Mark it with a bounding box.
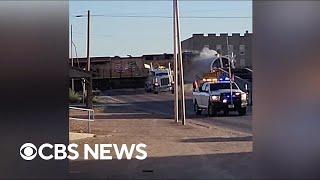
[189,31,252,39]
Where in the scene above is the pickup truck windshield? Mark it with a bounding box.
[210,83,238,91]
[156,72,168,76]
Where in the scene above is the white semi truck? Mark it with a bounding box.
[144,63,174,94]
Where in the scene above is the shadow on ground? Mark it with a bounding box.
[103,88,149,96]
[69,152,252,179]
[181,136,253,143]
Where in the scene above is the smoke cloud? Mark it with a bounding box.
[184,47,218,83]
[199,47,218,59]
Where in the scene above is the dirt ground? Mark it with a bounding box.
[69,117,252,179]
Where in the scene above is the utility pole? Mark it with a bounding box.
[227,36,233,106]
[173,0,186,125]
[87,10,91,72]
[70,25,74,91]
[175,0,186,125]
[86,10,93,109]
[173,0,179,123]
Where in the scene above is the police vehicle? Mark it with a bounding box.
[192,76,248,116]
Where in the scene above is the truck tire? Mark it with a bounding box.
[223,110,229,116]
[238,107,247,116]
[147,84,153,93]
[145,86,149,93]
[208,102,217,117]
[194,101,202,115]
[153,86,159,94]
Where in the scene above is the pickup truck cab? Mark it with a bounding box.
[193,81,248,116]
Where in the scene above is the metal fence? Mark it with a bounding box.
[69,106,94,133]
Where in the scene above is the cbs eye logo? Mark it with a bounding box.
[20,143,37,160]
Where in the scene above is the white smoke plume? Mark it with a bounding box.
[184,47,218,83]
[199,47,218,59]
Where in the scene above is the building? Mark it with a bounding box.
[182,31,252,68]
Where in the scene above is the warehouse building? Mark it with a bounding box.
[181,31,252,68]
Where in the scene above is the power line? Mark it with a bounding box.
[73,15,251,19]
[72,5,250,14]
[72,8,249,17]
[72,32,111,38]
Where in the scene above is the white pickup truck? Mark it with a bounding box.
[192,81,248,116]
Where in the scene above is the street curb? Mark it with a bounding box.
[69,132,96,141]
[188,120,211,129]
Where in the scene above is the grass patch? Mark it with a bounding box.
[69,88,81,103]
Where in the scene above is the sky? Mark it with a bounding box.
[69,1,252,58]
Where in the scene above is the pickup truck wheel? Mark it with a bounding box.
[145,86,150,93]
[208,103,216,117]
[223,110,229,116]
[238,107,247,116]
[153,87,159,94]
[194,102,202,115]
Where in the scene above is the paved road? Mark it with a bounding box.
[102,88,252,134]
[70,88,253,179]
